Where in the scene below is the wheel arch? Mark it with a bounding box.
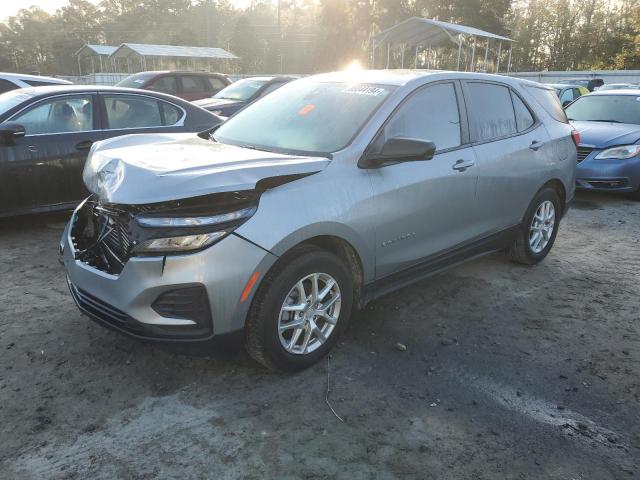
[542,178,567,215]
[252,232,369,311]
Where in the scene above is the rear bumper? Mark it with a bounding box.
[62,215,277,343]
[576,155,640,193]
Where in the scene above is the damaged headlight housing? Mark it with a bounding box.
[132,204,257,255]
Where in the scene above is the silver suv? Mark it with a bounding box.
[62,71,577,371]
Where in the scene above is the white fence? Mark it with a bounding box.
[506,70,640,84]
[56,70,640,87]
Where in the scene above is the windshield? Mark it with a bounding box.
[214,80,394,155]
[213,78,269,101]
[565,95,640,124]
[116,73,156,89]
[0,90,33,117]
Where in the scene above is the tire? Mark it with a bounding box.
[508,187,561,265]
[244,245,354,371]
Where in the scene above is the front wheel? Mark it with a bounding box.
[245,246,353,371]
[508,187,561,265]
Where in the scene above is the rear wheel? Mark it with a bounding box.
[245,246,353,371]
[508,187,561,265]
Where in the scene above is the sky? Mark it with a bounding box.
[0,0,254,21]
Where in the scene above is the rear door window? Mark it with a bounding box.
[466,82,517,142]
[385,82,462,151]
[181,76,206,94]
[104,95,163,129]
[148,76,178,95]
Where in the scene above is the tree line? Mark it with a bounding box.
[0,0,638,76]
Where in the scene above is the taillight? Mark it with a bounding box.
[571,130,581,146]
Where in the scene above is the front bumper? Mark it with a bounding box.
[62,218,277,342]
[576,154,640,193]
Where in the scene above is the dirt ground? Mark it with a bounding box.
[0,190,638,479]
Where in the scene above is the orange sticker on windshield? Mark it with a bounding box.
[298,104,316,115]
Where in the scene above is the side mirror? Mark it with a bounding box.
[359,137,436,169]
[562,100,571,108]
[0,122,26,144]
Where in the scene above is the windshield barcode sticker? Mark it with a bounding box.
[342,86,386,97]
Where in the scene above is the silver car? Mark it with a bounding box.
[62,71,577,371]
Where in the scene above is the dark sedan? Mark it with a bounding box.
[193,76,295,118]
[0,85,221,217]
[116,71,231,101]
[566,89,640,197]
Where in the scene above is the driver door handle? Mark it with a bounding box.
[452,159,475,172]
[75,140,93,151]
[529,140,545,151]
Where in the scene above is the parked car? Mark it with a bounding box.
[116,71,231,101]
[193,76,295,118]
[0,72,71,94]
[62,71,576,371]
[597,83,639,91]
[565,89,640,197]
[0,85,221,217]
[547,83,589,107]
[564,78,604,92]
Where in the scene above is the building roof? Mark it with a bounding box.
[372,17,514,48]
[110,43,238,60]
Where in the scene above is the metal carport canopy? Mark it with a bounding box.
[110,43,238,60]
[74,44,118,57]
[372,17,513,48]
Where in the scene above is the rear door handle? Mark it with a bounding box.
[529,140,544,151]
[452,159,475,172]
[75,140,93,151]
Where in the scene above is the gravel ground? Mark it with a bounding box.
[0,190,638,480]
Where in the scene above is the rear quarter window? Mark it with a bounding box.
[524,85,568,123]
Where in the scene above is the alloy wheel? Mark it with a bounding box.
[277,272,341,355]
[529,200,555,254]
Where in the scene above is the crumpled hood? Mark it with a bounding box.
[571,121,640,148]
[83,133,330,204]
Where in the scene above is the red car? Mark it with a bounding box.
[116,71,231,101]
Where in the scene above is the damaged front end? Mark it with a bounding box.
[71,190,258,275]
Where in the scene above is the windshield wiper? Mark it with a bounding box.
[587,119,622,123]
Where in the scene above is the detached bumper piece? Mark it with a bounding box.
[68,279,213,341]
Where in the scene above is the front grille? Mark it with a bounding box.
[94,206,132,265]
[576,147,593,163]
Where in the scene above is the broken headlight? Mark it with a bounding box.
[132,232,227,254]
[131,197,257,255]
